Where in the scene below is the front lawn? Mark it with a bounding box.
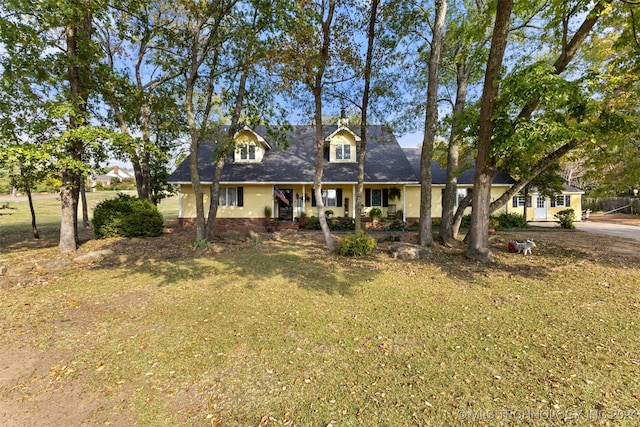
[1,225,639,426]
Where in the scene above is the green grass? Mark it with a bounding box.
[1,224,639,425]
[1,196,639,424]
[0,191,178,235]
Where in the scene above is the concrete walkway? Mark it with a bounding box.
[530,221,640,242]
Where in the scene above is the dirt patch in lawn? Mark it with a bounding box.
[1,220,639,426]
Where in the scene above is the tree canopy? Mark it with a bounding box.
[1,0,638,255]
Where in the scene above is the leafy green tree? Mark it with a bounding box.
[1,0,109,250]
[437,0,493,246]
[465,0,513,262]
[95,1,184,203]
[204,0,293,240]
[571,2,640,196]
[277,0,355,251]
[417,0,447,247]
[467,0,619,261]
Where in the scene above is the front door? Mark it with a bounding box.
[277,188,294,221]
[534,196,547,220]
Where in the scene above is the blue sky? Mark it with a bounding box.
[398,131,422,148]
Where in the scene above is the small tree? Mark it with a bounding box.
[555,208,576,229]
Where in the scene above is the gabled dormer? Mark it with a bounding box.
[325,126,360,163]
[233,126,271,163]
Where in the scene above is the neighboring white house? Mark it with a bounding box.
[90,166,136,189]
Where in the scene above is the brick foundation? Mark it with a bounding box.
[177,217,419,233]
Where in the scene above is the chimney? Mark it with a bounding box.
[113,166,119,176]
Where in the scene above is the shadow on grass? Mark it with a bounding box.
[0,224,608,294]
[72,232,376,296]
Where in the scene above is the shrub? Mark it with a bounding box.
[330,216,355,231]
[495,212,528,229]
[369,207,383,221]
[460,214,472,229]
[555,208,576,229]
[305,216,321,230]
[338,230,376,257]
[93,193,163,238]
[388,218,406,231]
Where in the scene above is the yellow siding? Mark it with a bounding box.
[179,183,546,220]
[507,193,583,222]
[179,184,272,218]
[403,186,421,218]
[328,131,356,163]
[547,194,583,222]
[406,186,509,218]
[233,130,266,162]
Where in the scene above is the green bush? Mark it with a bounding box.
[305,216,321,230]
[369,207,383,221]
[329,216,355,231]
[93,193,164,238]
[460,214,472,229]
[555,208,576,229]
[495,212,528,229]
[388,218,406,231]
[338,230,376,257]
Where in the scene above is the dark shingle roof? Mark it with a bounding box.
[402,148,515,186]
[168,125,420,184]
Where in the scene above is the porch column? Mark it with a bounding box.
[352,184,356,219]
[402,185,407,222]
[302,184,306,215]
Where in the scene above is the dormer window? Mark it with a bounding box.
[233,126,270,163]
[239,143,256,160]
[335,143,351,160]
[326,126,360,163]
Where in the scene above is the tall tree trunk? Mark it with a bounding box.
[310,0,336,251]
[206,66,249,240]
[60,13,91,253]
[80,177,89,228]
[356,0,379,233]
[139,100,153,201]
[440,61,469,245]
[185,18,207,242]
[419,0,447,246]
[314,87,334,251]
[26,186,39,239]
[465,0,513,262]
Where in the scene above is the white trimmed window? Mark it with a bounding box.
[456,188,471,207]
[552,195,571,207]
[323,189,337,207]
[335,144,351,160]
[219,187,243,207]
[512,196,533,207]
[512,196,526,207]
[239,143,256,161]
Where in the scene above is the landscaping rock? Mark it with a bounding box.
[389,242,432,260]
[73,249,114,264]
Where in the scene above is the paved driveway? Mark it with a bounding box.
[531,220,640,242]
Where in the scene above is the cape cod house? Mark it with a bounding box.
[167,124,582,231]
